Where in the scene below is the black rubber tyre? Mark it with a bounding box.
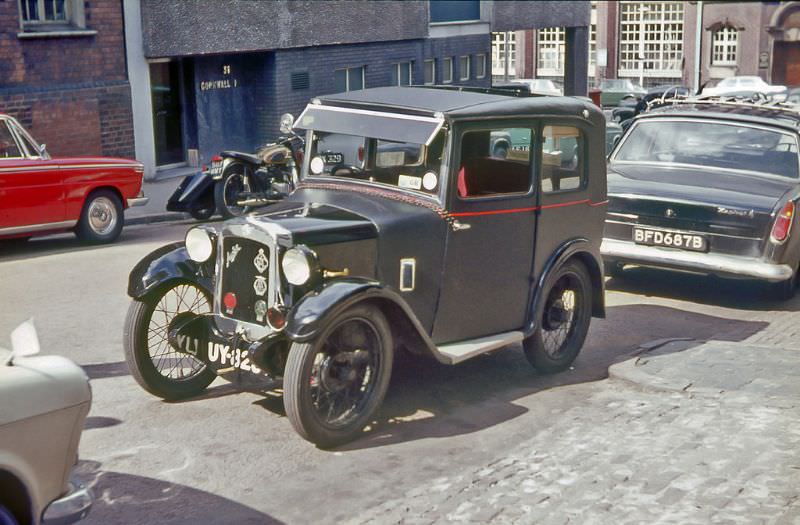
[283,304,393,448]
[214,164,250,219]
[524,260,592,374]
[189,203,215,221]
[123,282,216,400]
[771,269,798,301]
[0,506,18,525]
[75,189,123,243]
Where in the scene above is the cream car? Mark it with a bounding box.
[0,322,92,525]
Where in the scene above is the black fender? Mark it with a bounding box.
[285,278,445,363]
[525,238,605,338]
[127,242,214,300]
[166,172,214,212]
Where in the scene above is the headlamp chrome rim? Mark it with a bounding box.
[185,227,214,262]
[281,245,318,286]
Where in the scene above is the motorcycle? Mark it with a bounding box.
[166,113,304,220]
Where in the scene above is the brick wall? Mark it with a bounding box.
[0,0,134,158]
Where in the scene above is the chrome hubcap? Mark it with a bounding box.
[88,197,117,235]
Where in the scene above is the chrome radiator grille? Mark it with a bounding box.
[220,236,272,325]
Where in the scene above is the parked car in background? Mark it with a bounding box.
[0,114,147,244]
[603,98,800,299]
[701,76,787,99]
[786,87,800,107]
[124,86,608,448]
[497,78,562,96]
[598,79,647,107]
[1,320,93,525]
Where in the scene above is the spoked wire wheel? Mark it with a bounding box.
[124,282,216,399]
[523,261,592,373]
[284,304,393,448]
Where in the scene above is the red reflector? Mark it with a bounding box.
[358,146,364,162]
[211,155,223,162]
[223,292,237,310]
[266,307,286,330]
[771,201,795,243]
[201,164,208,172]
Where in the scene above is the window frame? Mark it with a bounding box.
[424,59,436,85]
[334,65,366,92]
[454,122,537,202]
[443,57,454,84]
[711,26,738,66]
[618,0,684,78]
[459,55,470,81]
[537,27,566,77]
[0,120,25,159]
[538,121,589,196]
[475,54,487,79]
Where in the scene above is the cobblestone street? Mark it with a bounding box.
[352,341,800,524]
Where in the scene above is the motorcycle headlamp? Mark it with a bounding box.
[185,228,214,262]
[281,246,318,286]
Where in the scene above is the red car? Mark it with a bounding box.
[0,114,147,244]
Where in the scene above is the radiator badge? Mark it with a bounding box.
[253,248,269,273]
[254,300,268,323]
[253,276,268,296]
[226,244,242,268]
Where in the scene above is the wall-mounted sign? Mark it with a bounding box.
[200,79,239,91]
[759,52,770,69]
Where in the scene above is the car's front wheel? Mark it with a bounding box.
[76,189,123,243]
[523,260,592,374]
[283,304,393,448]
[123,281,216,400]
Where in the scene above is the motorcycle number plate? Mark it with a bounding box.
[324,152,344,165]
[209,161,223,176]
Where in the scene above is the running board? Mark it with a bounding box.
[435,331,524,365]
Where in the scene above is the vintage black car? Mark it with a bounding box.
[603,98,800,299]
[124,87,607,447]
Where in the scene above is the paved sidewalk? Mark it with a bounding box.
[125,174,190,225]
[351,340,800,524]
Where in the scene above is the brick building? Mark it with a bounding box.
[0,0,134,159]
[127,0,589,180]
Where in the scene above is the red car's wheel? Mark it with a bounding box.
[76,189,123,243]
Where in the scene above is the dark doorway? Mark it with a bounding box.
[150,61,185,166]
[773,42,800,87]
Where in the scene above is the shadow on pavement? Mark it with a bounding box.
[606,266,800,312]
[84,416,123,430]
[83,361,130,380]
[336,303,768,450]
[76,460,282,525]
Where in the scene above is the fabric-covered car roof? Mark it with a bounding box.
[317,86,599,122]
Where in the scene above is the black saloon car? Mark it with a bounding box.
[124,87,608,447]
[603,98,800,298]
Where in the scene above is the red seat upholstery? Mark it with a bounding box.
[458,157,530,197]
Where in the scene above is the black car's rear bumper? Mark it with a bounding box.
[601,238,794,282]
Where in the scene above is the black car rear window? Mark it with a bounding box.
[615,120,800,179]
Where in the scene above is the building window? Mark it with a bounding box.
[424,59,436,85]
[712,27,738,66]
[588,1,598,78]
[459,56,470,81]
[491,32,516,78]
[443,57,454,83]
[334,66,365,92]
[619,1,684,79]
[392,62,413,86]
[429,0,480,23]
[476,54,487,78]
[19,0,85,30]
[537,28,565,76]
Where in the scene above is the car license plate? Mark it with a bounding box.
[324,152,344,164]
[206,341,263,374]
[633,228,708,252]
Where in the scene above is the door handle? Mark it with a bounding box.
[452,220,471,231]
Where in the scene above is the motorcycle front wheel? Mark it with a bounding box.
[214,163,251,219]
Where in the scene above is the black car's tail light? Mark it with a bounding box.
[770,201,795,244]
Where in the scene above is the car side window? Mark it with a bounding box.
[0,122,22,159]
[457,127,533,198]
[541,125,584,193]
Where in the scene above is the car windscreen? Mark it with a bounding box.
[306,130,446,197]
[614,120,800,179]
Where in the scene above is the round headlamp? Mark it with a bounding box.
[185,228,214,262]
[281,246,318,286]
